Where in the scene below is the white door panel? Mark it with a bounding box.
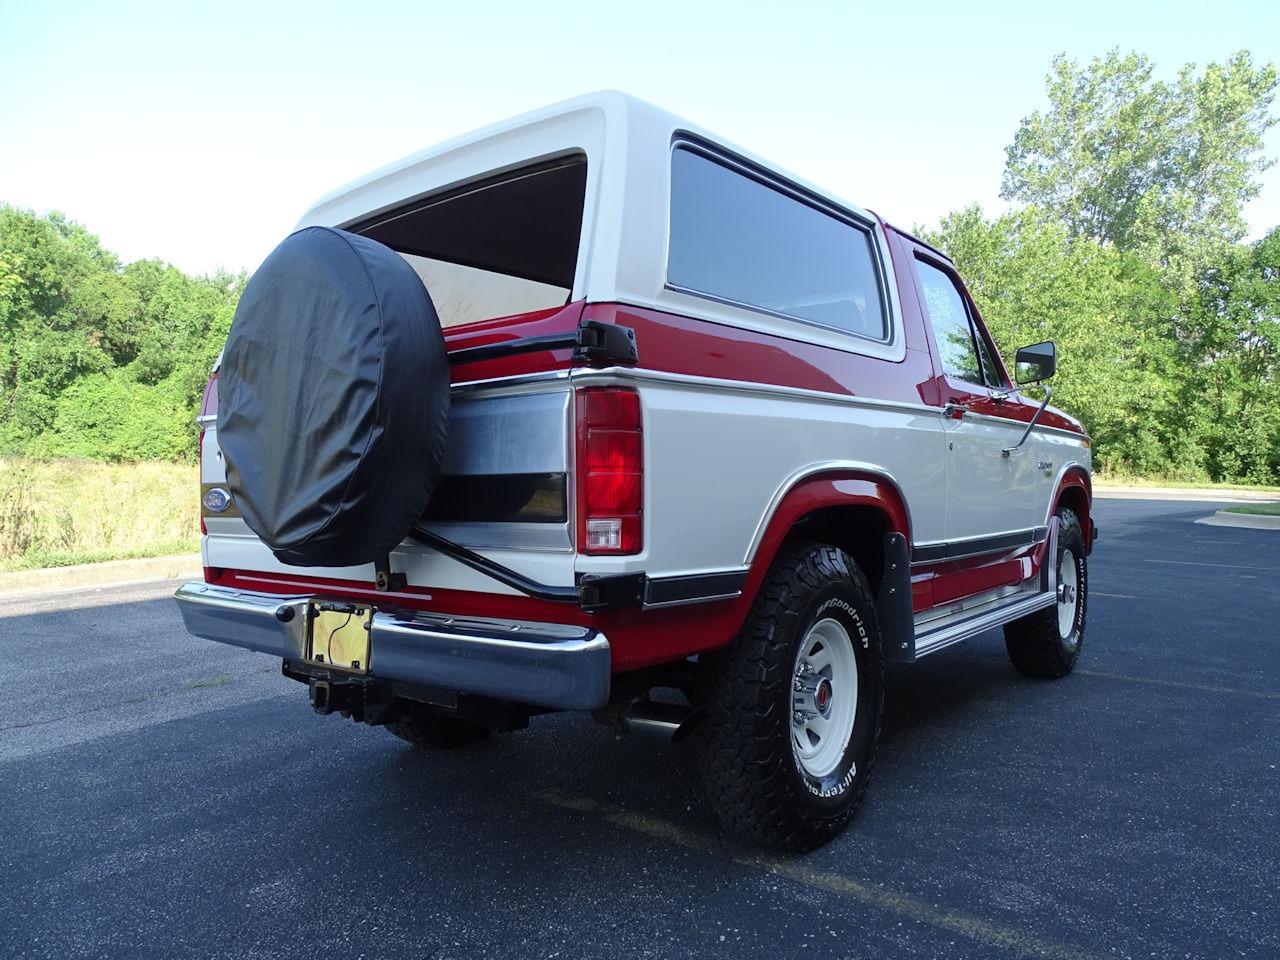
[941,412,1045,541]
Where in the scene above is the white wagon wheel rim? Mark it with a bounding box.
[1057,546,1080,645]
[791,617,858,779]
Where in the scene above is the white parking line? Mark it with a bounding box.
[1146,559,1270,571]
[1078,669,1280,700]
[1091,591,1138,599]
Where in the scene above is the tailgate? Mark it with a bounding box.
[201,382,575,595]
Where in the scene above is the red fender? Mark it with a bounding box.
[589,471,910,670]
[1051,467,1093,553]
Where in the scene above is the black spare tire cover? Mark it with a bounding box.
[218,227,449,567]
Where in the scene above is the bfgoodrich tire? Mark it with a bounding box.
[696,543,884,851]
[1004,507,1088,679]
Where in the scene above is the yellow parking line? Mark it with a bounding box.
[534,787,1105,960]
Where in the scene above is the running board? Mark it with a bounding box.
[913,590,1056,658]
[900,516,1060,661]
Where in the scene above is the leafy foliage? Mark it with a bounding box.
[1002,49,1278,269]
[0,205,242,461]
[924,48,1280,484]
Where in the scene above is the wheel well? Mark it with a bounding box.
[1056,481,1091,545]
[786,506,892,593]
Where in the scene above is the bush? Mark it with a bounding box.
[0,458,198,570]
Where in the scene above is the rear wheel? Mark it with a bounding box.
[385,705,492,749]
[1004,507,1088,678]
[696,543,884,851]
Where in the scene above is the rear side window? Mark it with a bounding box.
[667,146,888,341]
[352,155,586,327]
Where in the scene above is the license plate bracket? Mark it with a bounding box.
[305,600,374,673]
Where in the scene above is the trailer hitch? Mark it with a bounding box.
[306,673,395,723]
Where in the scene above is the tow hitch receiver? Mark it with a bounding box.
[305,673,394,724]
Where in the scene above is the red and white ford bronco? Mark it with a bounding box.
[177,92,1094,850]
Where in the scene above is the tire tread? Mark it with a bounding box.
[1005,507,1087,679]
[696,542,883,850]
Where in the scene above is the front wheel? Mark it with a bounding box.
[695,543,884,851]
[1004,507,1088,678]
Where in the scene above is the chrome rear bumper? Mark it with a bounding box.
[173,581,611,711]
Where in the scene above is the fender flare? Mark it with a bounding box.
[1048,464,1093,552]
[743,462,913,570]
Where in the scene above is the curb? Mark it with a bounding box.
[1094,485,1280,503]
[1195,511,1280,530]
[0,554,202,596]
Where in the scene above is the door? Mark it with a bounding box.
[912,256,1045,545]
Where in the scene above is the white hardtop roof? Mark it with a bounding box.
[297,91,907,365]
[299,90,878,230]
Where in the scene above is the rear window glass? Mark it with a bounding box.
[353,155,586,327]
[667,147,888,341]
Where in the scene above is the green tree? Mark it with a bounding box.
[1002,50,1278,269]
[0,206,242,461]
[0,207,115,447]
[924,205,1197,476]
[1181,227,1280,482]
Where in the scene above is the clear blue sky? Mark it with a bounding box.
[2,0,1277,276]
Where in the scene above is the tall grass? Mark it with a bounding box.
[0,458,198,571]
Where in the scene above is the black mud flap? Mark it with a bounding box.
[877,532,916,663]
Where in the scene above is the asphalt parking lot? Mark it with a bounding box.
[2,497,1277,960]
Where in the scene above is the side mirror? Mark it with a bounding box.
[1014,341,1056,385]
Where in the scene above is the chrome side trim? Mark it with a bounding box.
[435,362,1088,443]
[912,526,1047,565]
[572,364,939,417]
[574,364,1089,442]
[174,582,610,711]
[450,369,572,392]
[961,408,1086,443]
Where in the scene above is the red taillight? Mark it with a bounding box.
[576,387,642,554]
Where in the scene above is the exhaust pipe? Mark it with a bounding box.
[610,699,704,744]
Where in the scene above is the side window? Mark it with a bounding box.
[916,258,985,384]
[668,146,889,341]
